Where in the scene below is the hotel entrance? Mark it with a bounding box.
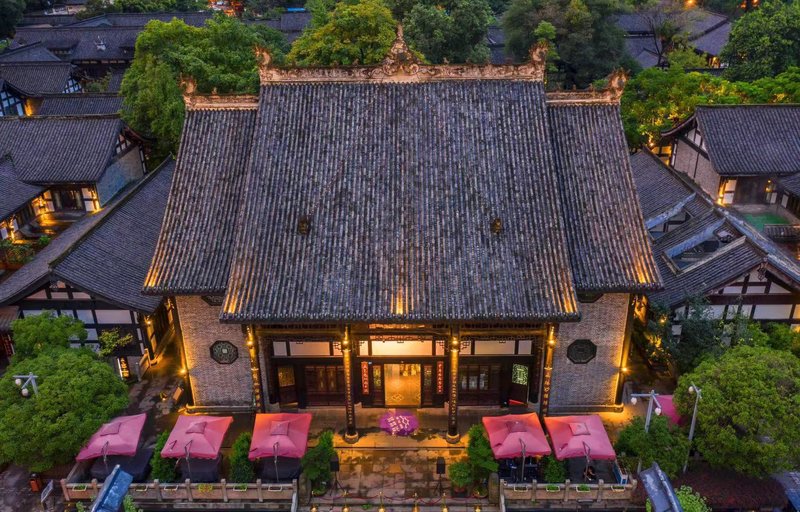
[384,363,422,407]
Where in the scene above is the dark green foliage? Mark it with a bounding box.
[0,348,129,472]
[448,459,473,488]
[288,0,397,66]
[78,0,205,19]
[0,0,25,39]
[301,430,334,490]
[656,299,723,375]
[11,311,87,361]
[121,16,288,154]
[721,1,800,82]
[229,432,256,483]
[764,322,800,358]
[150,431,178,482]
[35,235,51,248]
[502,0,627,88]
[540,455,567,483]
[466,424,498,483]
[402,0,493,64]
[614,415,690,477]
[674,345,800,476]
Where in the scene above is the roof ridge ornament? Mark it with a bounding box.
[546,68,629,104]
[255,33,548,84]
[179,74,259,110]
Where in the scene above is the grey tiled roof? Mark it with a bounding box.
[0,115,121,184]
[52,161,174,313]
[778,173,800,197]
[68,12,212,27]
[696,105,800,176]
[630,151,694,221]
[12,26,140,62]
[624,37,660,69]
[144,108,257,295]
[37,93,123,116]
[691,21,731,56]
[0,158,44,220]
[107,68,126,92]
[548,104,661,293]
[0,62,73,95]
[0,42,61,62]
[147,80,661,323]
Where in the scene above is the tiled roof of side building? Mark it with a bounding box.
[778,172,800,197]
[0,42,61,62]
[143,106,258,296]
[51,160,175,313]
[630,151,695,222]
[37,93,123,116]
[0,62,74,95]
[12,27,141,62]
[221,81,581,323]
[0,115,122,183]
[68,12,213,27]
[696,105,800,176]
[0,158,45,220]
[547,103,662,292]
[690,21,731,56]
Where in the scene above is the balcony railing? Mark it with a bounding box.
[501,478,638,507]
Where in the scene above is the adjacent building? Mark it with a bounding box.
[142,39,661,441]
[630,150,800,326]
[0,61,81,117]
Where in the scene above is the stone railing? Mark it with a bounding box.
[501,478,637,508]
[61,461,296,509]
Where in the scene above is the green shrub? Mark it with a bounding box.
[35,236,51,248]
[614,415,690,478]
[541,455,567,483]
[301,430,334,490]
[646,485,710,512]
[466,424,498,484]
[229,432,256,483]
[149,431,178,482]
[448,459,472,489]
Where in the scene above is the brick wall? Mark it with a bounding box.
[549,293,630,411]
[672,139,720,198]
[176,296,253,407]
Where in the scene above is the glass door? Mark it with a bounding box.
[384,363,421,407]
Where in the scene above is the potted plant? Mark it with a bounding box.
[149,431,177,483]
[466,424,498,498]
[229,433,256,483]
[302,430,335,496]
[541,455,567,484]
[448,460,472,497]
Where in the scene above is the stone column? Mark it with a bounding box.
[342,328,359,443]
[446,333,461,443]
[540,324,556,417]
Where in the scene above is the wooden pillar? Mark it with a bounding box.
[342,327,359,443]
[446,331,460,443]
[539,324,556,418]
[246,326,265,412]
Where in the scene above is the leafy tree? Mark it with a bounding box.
[121,16,287,154]
[674,345,800,476]
[502,0,628,87]
[540,454,567,483]
[614,415,690,477]
[0,0,25,38]
[646,486,710,512]
[98,329,135,357]
[0,348,128,471]
[229,432,256,483]
[401,0,493,64]
[78,0,205,18]
[764,322,800,358]
[466,424,498,484]
[288,0,397,66]
[665,47,707,69]
[301,430,334,490]
[721,1,800,82]
[662,299,725,374]
[626,0,708,68]
[11,311,87,361]
[150,431,178,482]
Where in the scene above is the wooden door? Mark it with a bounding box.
[371,364,384,406]
[422,364,434,406]
[277,365,297,404]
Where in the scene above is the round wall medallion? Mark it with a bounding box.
[210,340,239,364]
[567,339,597,364]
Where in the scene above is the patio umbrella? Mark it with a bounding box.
[543,415,616,461]
[76,413,147,462]
[378,410,419,436]
[657,395,681,426]
[248,413,312,460]
[161,415,233,459]
[481,413,551,459]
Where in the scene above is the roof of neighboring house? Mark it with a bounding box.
[12,26,141,62]
[0,158,45,220]
[0,62,73,95]
[146,64,660,323]
[624,37,661,69]
[778,173,800,197]
[691,21,731,56]
[0,306,18,332]
[37,93,124,116]
[0,115,122,184]
[630,150,800,307]
[68,12,212,27]
[18,15,79,27]
[107,68,126,92]
[694,105,800,176]
[51,160,174,313]
[0,42,61,62]
[261,11,311,41]
[487,25,508,65]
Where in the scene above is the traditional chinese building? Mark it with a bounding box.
[663,105,800,206]
[143,37,661,441]
[630,150,800,326]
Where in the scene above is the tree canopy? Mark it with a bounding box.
[502,0,630,88]
[615,415,690,477]
[11,311,87,361]
[646,486,711,512]
[674,345,800,476]
[78,0,206,19]
[287,0,397,66]
[621,65,800,147]
[121,15,288,154]
[721,1,800,82]
[0,0,25,39]
[0,348,129,471]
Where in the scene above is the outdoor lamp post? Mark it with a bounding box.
[683,383,702,473]
[13,373,39,398]
[630,389,664,472]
